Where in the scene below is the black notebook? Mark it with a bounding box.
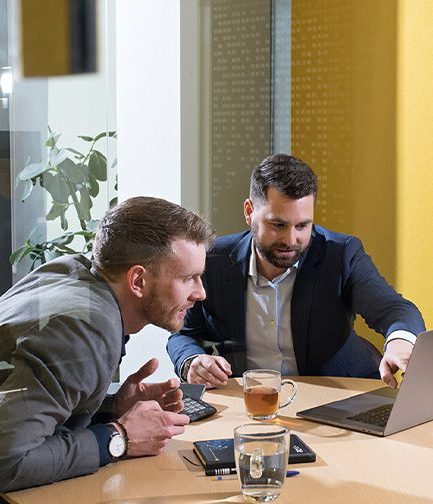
[193,434,316,471]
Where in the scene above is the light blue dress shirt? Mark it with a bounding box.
[245,240,416,376]
[246,240,299,375]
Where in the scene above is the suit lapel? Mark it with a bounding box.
[291,231,324,374]
[222,233,251,374]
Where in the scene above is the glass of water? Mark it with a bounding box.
[234,423,290,503]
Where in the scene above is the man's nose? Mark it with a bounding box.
[282,227,298,247]
[192,277,206,301]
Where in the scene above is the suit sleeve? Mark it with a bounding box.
[167,302,208,376]
[0,315,118,492]
[343,237,425,337]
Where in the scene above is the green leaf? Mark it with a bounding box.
[30,252,45,270]
[49,233,75,246]
[60,212,68,230]
[78,187,92,221]
[88,151,107,181]
[9,244,33,266]
[42,172,70,203]
[109,196,118,208]
[52,149,68,167]
[85,220,99,233]
[65,147,85,159]
[59,159,88,185]
[93,132,108,142]
[92,131,117,142]
[46,203,65,221]
[44,249,63,262]
[19,162,47,181]
[22,179,34,201]
[45,132,60,147]
[87,173,99,197]
[78,135,94,142]
[56,244,79,254]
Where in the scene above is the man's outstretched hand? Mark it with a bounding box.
[115,358,184,416]
[116,400,189,457]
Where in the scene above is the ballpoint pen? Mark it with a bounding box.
[206,467,236,476]
[208,468,301,478]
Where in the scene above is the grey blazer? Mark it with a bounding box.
[0,255,123,491]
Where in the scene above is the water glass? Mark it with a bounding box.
[234,423,290,503]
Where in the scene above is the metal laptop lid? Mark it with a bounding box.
[297,331,433,436]
[384,330,433,435]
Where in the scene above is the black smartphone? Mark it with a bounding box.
[179,382,206,400]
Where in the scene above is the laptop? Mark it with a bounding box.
[297,330,433,436]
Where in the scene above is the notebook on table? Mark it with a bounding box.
[193,434,316,472]
[297,330,433,436]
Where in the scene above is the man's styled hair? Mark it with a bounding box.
[93,196,215,276]
[250,154,318,204]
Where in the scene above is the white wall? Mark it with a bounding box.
[116,1,181,382]
[10,0,117,281]
[46,0,117,239]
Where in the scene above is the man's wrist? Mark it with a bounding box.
[180,355,200,381]
[384,330,417,351]
[107,420,129,459]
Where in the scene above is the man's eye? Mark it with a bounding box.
[184,275,199,282]
[272,222,285,228]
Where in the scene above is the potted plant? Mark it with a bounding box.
[10,127,117,270]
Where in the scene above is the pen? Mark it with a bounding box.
[206,467,236,476]
[214,474,238,480]
[207,468,301,478]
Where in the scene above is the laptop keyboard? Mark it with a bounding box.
[347,404,393,427]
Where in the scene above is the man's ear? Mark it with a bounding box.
[126,265,148,298]
[244,198,254,226]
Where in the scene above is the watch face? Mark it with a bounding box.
[109,433,127,458]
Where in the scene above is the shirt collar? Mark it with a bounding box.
[248,239,298,286]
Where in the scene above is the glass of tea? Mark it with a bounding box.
[243,369,297,420]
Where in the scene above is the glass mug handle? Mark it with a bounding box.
[250,448,264,479]
[279,379,297,408]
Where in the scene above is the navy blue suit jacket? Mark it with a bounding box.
[167,226,425,378]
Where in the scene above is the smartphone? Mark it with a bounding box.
[180,382,206,400]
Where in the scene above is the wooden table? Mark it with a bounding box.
[3,377,433,504]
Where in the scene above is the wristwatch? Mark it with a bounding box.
[181,355,198,382]
[107,423,128,459]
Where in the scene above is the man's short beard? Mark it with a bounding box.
[256,242,303,269]
[251,222,304,269]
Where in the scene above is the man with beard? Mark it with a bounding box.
[167,154,425,389]
[0,197,215,492]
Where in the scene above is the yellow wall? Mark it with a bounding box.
[396,0,433,330]
[292,0,433,347]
